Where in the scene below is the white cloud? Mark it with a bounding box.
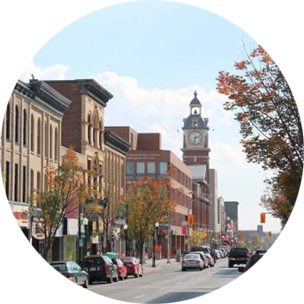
[226,0,240,6]
[20,60,69,82]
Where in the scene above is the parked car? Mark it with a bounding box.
[181,253,204,271]
[82,255,119,284]
[122,257,143,278]
[219,248,227,257]
[191,251,209,269]
[112,258,128,280]
[215,250,222,259]
[239,252,304,304]
[50,261,89,288]
[1,263,62,299]
[204,253,215,267]
[228,247,250,268]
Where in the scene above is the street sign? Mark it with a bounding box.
[8,225,20,243]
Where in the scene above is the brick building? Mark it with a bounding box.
[106,126,193,258]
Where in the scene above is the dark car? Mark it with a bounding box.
[228,247,250,268]
[82,255,119,284]
[122,257,143,278]
[50,261,89,288]
[1,263,62,298]
[239,253,304,304]
[112,258,128,280]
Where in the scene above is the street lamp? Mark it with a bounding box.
[124,224,128,257]
[152,222,159,267]
[0,206,7,277]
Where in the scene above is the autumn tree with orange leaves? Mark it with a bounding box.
[217,45,303,227]
[32,147,88,260]
[123,176,177,264]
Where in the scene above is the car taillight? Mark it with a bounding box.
[246,252,250,257]
[196,260,200,264]
[300,278,304,290]
[208,257,211,261]
[242,274,249,288]
[105,264,109,274]
[1,277,12,284]
[63,273,73,278]
[22,277,37,283]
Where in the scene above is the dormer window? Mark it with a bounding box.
[192,119,198,127]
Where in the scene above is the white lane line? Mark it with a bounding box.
[133,294,146,299]
[158,287,167,291]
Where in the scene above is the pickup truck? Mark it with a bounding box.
[228,247,250,268]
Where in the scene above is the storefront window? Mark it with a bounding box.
[126,162,134,175]
[136,162,145,175]
[147,162,156,174]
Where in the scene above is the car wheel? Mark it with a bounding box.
[182,268,186,271]
[139,268,143,277]
[54,281,61,293]
[71,278,77,290]
[3,291,11,299]
[229,262,234,268]
[83,278,89,289]
[39,282,46,297]
[120,275,124,281]
[107,275,113,284]
[124,274,128,280]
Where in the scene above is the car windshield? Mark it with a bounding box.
[83,257,105,267]
[230,248,248,253]
[51,263,67,272]
[7,265,39,274]
[248,255,302,277]
[123,258,134,262]
[184,254,200,259]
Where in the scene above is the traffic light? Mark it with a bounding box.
[188,215,194,227]
[260,213,266,224]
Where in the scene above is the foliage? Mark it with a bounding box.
[217,45,303,226]
[189,230,207,246]
[123,175,178,263]
[32,147,88,260]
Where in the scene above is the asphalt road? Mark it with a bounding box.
[88,258,242,303]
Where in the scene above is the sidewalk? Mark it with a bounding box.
[143,258,179,274]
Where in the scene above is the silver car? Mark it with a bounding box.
[181,253,204,271]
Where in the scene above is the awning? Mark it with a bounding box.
[9,202,29,228]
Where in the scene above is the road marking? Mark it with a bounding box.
[133,294,146,299]
[158,287,167,291]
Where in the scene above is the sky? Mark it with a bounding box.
[20,0,281,232]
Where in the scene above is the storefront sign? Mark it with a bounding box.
[8,225,20,243]
[67,218,78,236]
[10,203,29,227]
[32,218,45,240]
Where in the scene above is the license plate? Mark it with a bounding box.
[90,267,97,271]
[267,286,281,293]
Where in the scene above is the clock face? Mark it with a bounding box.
[189,131,202,145]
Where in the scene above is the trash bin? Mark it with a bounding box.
[15,249,23,265]
[176,249,181,262]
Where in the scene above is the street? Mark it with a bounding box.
[88,258,241,303]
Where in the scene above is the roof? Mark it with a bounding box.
[183,114,208,129]
[190,91,202,106]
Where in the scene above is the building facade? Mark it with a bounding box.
[224,201,239,232]
[1,79,71,258]
[209,169,221,236]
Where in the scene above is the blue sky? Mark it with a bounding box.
[21,0,281,232]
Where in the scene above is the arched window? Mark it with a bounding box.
[54,127,58,161]
[15,105,19,143]
[37,118,41,155]
[45,121,48,157]
[6,104,11,140]
[23,109,27,146]
[87,114,92,144]
[30,115,34,152]
[50,125,53,159]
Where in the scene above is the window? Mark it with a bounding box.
[99,120,103,148]
[14,164,18,201]
[37,171,41,193]
[126,162,134,175]
[15,105,19,143]
[54,128,58,161]
[147,162,156,174]
[30,170,34,196]
[22,166,26,202]
[45,121,48,157]
[5,161,10,199]
[50,125,53,159]
[37,118,41,155]
[159,162,168,175]
[136,162,145,175]
[87,114,91,144]
[6,104,10,140]
[30,115,34,152]
[23,109,27,146]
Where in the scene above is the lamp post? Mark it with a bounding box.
[124,224,128,257]
[152,222,159,267]
[0,206,7,277]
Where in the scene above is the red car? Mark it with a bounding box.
[122,257,143,278]
[112,258,128,280]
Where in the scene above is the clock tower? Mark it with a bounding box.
[182,91,210,173]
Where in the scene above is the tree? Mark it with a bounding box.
[217,45,303,226]
[32,147,88,260]
[123,176,177,264]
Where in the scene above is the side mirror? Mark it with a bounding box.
[238,266,246,273]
